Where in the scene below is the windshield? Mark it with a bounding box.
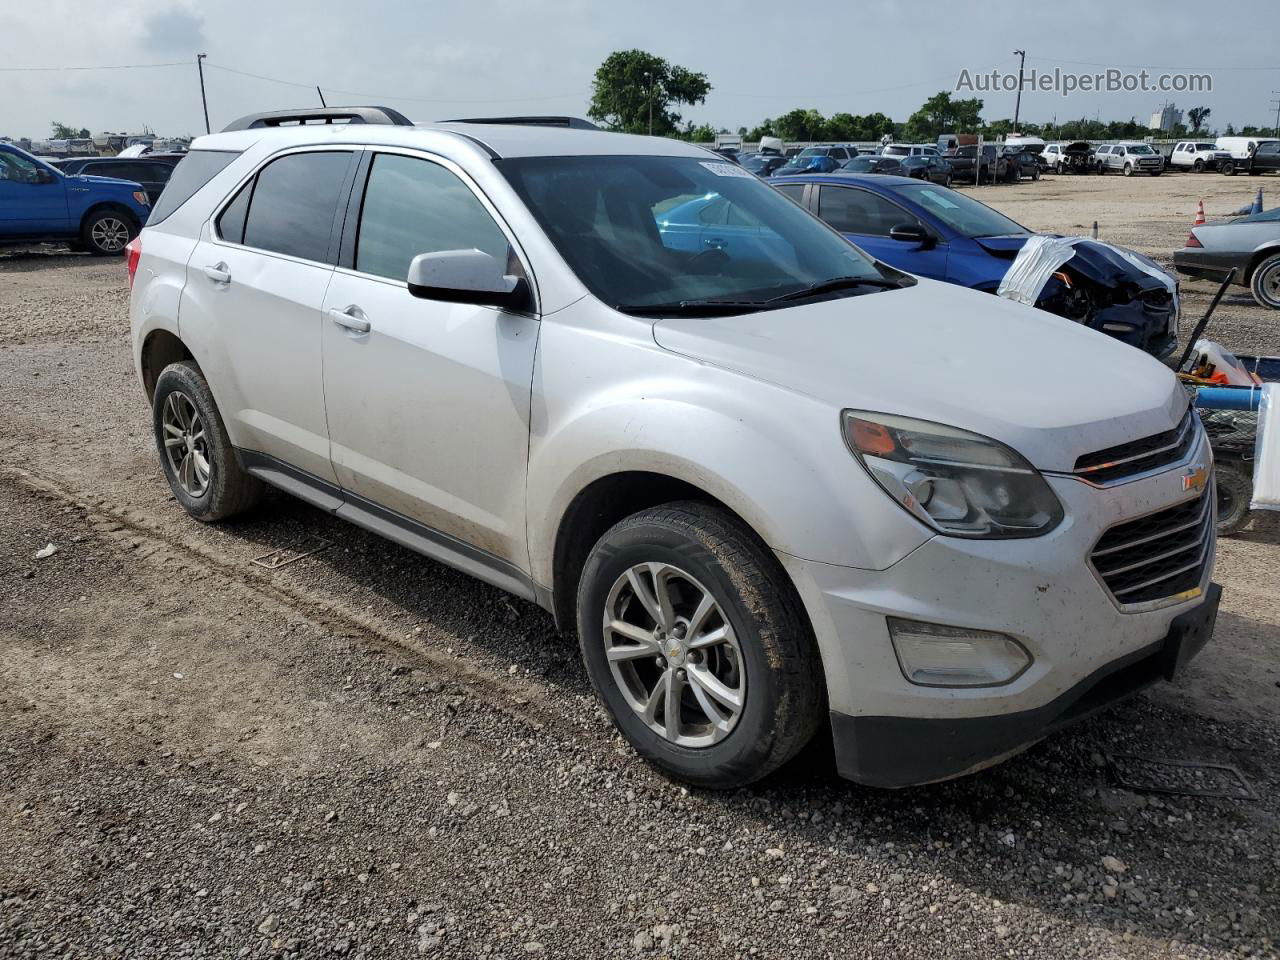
[890,182,1029,238]
[796,148,827,158]
[1127,144,1155,155]
[842,157,879,172]
[497,155,890,311]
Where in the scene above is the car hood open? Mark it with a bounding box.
[974,235,1172,291]
[650,278,1186,473]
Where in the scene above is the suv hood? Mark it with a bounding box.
[651,278,1186,473]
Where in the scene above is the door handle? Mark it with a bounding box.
[203,262,231,284]
[328,306,371,334]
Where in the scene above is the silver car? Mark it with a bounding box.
[1096,142,1165,176]
[1174,207,1280,308]
[127,107,1219,789]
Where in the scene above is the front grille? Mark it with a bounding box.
[1073,409,1197,485]
[1090,489,1213,606]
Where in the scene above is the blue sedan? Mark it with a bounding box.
[765,173,1178,358]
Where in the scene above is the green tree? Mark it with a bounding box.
[746,119,776,141]
[1187,106,1211,134]
[774,108,826,142]
[681,122,718,143]
[904,91,983,141]
[588,50,711,136]
[51,121,78,139]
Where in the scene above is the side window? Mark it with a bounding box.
[696,197,730,225]
[817,186,917,237]
[355,153,511,282]
[0,150,44,184]
[773,182,806,204]
[216,181,252,245]
[241,151,351,263]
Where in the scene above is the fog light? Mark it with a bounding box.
[888,618,1031,688]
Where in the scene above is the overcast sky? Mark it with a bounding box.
[3,0,1277,141]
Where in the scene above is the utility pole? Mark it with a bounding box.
[196,53,210,134]
[1272,92,1280,139]
[317,86,327,107]
[644,70,654,136]
[1012,49,1026,134]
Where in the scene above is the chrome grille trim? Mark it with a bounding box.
[1070,409,1198,486]
[1089,487,1214,609]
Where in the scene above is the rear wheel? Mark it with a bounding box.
[576,502,824,788]
[1250,253,1280,309]
[1215,462,1253,537]
[81,209,137,256]
[152,361,265,522]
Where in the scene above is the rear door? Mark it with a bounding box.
[320,149,540,572]
[178,147,357,486]
[814,184,948,279]
[0,148,70,235]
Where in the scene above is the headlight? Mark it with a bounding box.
[842,411,1063,539]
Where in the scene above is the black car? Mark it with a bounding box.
[49,155,182,205]
[741,153,788,177]
[1001,149,1042,182]
[947,144,1006,184]
[840,155,903,175]
[1223,140,1280,177]
[899,154,953,185]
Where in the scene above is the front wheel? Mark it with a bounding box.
[1215,462,1253,537]
[81,209,137,256]
[1222,162,1236,176]
[1250,253,1280,309]
[944,173,953,188]
[1124,163,1133,177]
[1193,159,1205,172]
[576,502,824,788]
[152,361,266,522]
[1031,166,1041,181]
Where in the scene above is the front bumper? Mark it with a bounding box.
[830,584,1220,787]
[778,430,1217,787]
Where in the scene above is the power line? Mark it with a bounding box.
[1032,54,1278,72]
[0,61,187,72]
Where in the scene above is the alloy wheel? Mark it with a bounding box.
[602,562,745,748]
[1259,263,1280,307]
[91,217,130,252]
[161,391,211,497]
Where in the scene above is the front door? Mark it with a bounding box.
[320,150,539,571]
[178,148,357,484]
[815,184,949,280]
[0,150,69,235]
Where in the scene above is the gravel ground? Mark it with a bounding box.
[1,172,1278,959]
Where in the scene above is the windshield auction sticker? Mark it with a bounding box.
[699,161,756,179]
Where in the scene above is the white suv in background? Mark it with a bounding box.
[1169,141,1221,173]
[128,107,1219,789]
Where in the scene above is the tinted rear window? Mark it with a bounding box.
[147,150,239,225]
[241,151,351,263]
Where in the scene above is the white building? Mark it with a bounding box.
[1149,104,1183,132]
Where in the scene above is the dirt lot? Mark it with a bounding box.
[1,171,1278,959]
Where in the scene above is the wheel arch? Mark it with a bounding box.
[139,328,193,401]
[1243,244,1280,284]
[79,200,141,233]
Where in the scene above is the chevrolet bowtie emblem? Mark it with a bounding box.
[1182,465,1209,494]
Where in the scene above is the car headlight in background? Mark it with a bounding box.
[888,618,1031,687]
[842,411,1063,538]
[133,191,150,206]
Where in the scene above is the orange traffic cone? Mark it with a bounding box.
[1194,199,1206,226]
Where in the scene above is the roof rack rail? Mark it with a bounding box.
[220,106,414,133]
[444,116,600,131]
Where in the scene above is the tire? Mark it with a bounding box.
[1124,163,1133,177]
[944,173,953,188]
[1215,462,1253,537]
[1193,159,1204,172]
[1031,166,1040,181]
[152,360,265,522]
[1250,253,1280,309]
[576,501,824,789]
[1222,162,1236,176]
[80,208,137,256]
[1151,170,1162,177]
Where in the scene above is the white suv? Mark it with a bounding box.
[128,107,1219,789]
[1169,141,1221,173]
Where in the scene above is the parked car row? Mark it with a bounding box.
[125,107,1219,792]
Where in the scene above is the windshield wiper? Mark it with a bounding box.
[615,299,774,317]
[766,275,905,304]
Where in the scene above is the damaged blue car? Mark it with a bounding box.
[769,173,1179,359]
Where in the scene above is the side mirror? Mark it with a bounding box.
[406,249,532,312]
[889,223,936,249]
[35,169,57,185]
